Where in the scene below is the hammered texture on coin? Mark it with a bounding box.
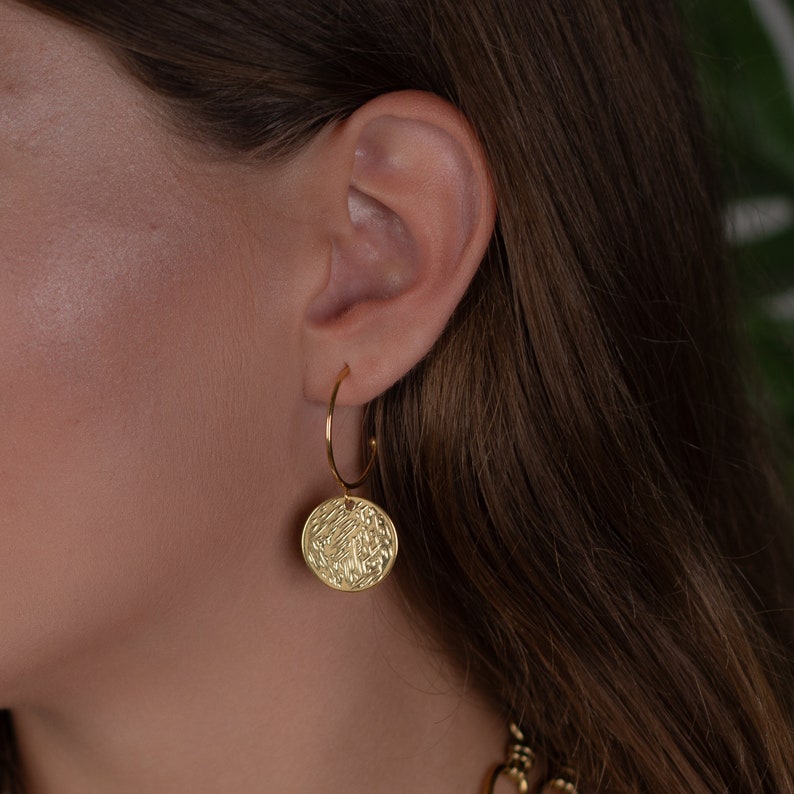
[301,496,398,592]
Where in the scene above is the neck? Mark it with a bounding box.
[11,571,506,793]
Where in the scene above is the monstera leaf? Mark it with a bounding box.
[683,0,794,484]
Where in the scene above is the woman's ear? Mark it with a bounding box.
[302,90,496,404]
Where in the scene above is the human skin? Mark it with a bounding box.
[0,2,518,792]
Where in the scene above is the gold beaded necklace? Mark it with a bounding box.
[483,723,580,793]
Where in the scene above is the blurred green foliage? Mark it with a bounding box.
[682,0,794,484]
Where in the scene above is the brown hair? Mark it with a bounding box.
[6,0,794,791]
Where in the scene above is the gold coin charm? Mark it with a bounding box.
[301,495,398,592]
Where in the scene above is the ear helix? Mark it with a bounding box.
[301,365,398,592]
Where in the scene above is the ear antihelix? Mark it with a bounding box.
[307,189,418,325]
[301,365,398,592]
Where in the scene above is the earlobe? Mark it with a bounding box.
[303,91,496,404]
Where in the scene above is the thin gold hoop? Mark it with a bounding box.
[325,364,377,493]
[301,364,397,592]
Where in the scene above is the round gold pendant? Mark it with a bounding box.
[301,496,398,592]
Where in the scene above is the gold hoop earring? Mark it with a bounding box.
[301,365,398,592]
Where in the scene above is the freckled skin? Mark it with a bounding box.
[0,0,320,702]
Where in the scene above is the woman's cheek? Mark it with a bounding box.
[0,161,248,699]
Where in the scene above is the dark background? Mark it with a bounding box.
[684,0,794,486]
